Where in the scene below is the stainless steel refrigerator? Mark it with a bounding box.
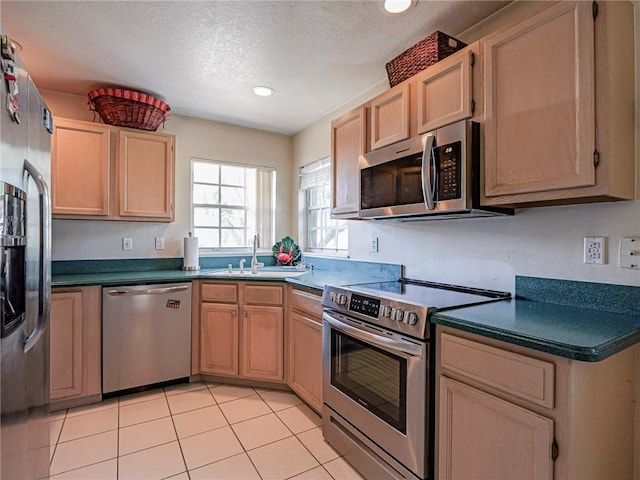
[0,27,52,479]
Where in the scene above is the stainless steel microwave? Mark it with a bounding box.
[358,120,513,220]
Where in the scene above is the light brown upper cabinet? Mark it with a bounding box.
[415,49,474,134]
[369,83,410,150]
[331,106,366,219]
[482,1,635,207]
[51,117,175,222]
[118,129,174,220]
[52,118,112,217]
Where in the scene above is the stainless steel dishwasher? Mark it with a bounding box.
[102,282,192,394]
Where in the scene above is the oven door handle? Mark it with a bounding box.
[323,313,423,358]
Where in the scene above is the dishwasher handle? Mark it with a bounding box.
[106,285,190,296]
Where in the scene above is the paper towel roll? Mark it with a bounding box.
[183,236,200,270]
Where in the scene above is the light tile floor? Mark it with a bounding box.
[49,382,364,480]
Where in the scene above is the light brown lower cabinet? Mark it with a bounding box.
[436,327,638,480]
[199,282,285,383]
[200,302,239,376]
[286,286,323,413]
[50,287,101,410]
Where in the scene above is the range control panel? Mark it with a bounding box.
[322,286,430,339]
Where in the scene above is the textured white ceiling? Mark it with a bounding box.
[1,1,508,135]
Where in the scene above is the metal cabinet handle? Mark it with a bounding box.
[106,285,189,296]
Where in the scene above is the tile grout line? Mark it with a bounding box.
[166,386,193,480]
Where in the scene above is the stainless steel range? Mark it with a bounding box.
[321,279,510,480]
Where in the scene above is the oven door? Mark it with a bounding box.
[322,310,428,478]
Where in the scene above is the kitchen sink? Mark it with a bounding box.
[202,268,307,279]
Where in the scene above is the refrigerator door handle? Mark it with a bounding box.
[23,159,51,354]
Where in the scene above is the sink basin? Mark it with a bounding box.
[203,269,307,279]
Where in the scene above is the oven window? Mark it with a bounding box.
[331,329,407,433]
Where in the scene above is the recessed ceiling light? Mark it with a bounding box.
[383,0,415,14]
[252,86,274,97]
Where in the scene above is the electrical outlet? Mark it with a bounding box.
[122,237,133,251]
[583,236,605,264]
[619,236,640,269]
[371,236,379,253]
[155,237,165,250]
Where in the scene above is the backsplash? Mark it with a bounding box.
[516,276,640,316]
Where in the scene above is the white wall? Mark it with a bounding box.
[44,91,293,260]
[292,1,640,293]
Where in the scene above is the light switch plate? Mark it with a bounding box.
[122,237,133,251]
[619,236,640,269]
[155,237,165,250]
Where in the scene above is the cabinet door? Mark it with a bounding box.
[438,376,554,480]
[241,305,284,381]
[331,106,365,218]
[370,83,410,150]
[51,118,111,217]
[50,291,83,400]
[118,130,174,220]
[416,49,473,133]
[483,1,595,200]
[200,303,239,376]
[288,311,322,412]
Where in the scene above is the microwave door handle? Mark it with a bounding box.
[421,135,436,210]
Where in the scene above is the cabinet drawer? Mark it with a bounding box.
[244,284,283,306]
[440,333,555,408]
[201,283,238,303]
[289,287,322,321]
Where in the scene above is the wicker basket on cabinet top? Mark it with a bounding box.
[88,88,170,131]
[385,31,466,87]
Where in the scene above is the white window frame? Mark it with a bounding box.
[191,158,275,253]
[299,156,348,255]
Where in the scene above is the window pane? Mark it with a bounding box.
[309,209,321,230]
[220,186,245,206]
[221,165,247,186]
[195,228,219,248]
[191,159,274,250]
[221,208,245,228]
[221,229,246,248]
[194,207,219,227]
[193,184,219,204]
[193,162,219,183]
[302,158,348,253]
[337,226,349,250]
[307,228,320,249]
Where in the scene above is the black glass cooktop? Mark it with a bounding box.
[345,278,511,311]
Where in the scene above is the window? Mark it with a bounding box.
[300,157,348,253]
[192,159,275,250]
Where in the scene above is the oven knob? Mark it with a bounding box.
[336,294,348,305]
[391,308,404,322]
[404,312,419,325]
[329,292,337,302]
[381,305,392,317]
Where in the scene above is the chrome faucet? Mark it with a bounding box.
[251,234,264,274]
[239,258,246,274]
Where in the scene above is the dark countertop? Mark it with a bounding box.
[53,268,640,363]
[52,268,388,292]
[432,298,640,362]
